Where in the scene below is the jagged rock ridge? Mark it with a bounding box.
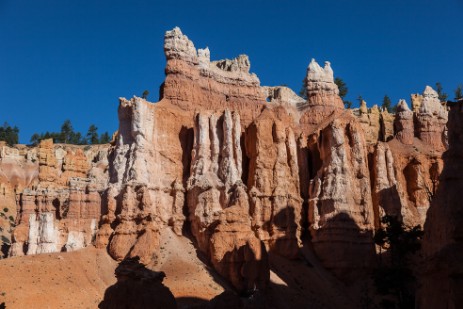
[0,27,451,303]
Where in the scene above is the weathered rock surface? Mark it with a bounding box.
[394,99,414,145]
[299,59,344,127]
[415,86,448,150]
[1,139,109,257]
[1,27,453,306]
[305,114,376,278]
[370,140,442,228]
[418,99,463,309]
[357,101,381,144]
[162,27,265,127]
[246,108,302,258]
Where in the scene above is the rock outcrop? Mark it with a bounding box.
[246,108,302,258]
[394,99,414,145]
[305,115,376,278]
[357,101,381,145]
[1,139,109,257]
[300,59,344,127]
[162,27,266,127]
[1,27,454,306]
[415,86,448,150]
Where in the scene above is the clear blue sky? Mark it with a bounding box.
[1,0,462,143]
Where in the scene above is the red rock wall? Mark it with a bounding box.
[1,27,452,298]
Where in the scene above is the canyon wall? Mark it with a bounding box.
[418,99,463,309]
[1,27,451,297]
[0,139,108,257]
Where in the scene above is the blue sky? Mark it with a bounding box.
[1,0,462,143]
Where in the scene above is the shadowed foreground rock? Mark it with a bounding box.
[418,99,463,309]
[99,257,177,309]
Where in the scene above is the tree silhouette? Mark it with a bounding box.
[0,122,19,146]
[382,95,392,112]
[142,90,149,100]
[334,77,348,99]
[454,84,463,100]
[60,120,73,143]
[86,124,99,144]
[99,132,111,144]
[435,82,448,102]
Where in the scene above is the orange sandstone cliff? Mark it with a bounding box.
[0,27,453,307]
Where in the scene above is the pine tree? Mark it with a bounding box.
[382,95,392,112]
[334,77,348,99]
[435,82,448,102]
[142,90,149,100]
[30,133,41,145]
[60,120,74,143]
[0,122,19,146]
[86,124,99,144]
[99,132,111,144]
[454,84,463,100]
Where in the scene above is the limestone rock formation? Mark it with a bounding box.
[2,139,109,257]
[380,108,394,142]
[394,99,414,145]
[415,86,448,150]
[305,59,343,108]
[300,59,344,126]
[357,101,381,144]
[0,27,454,306]
[411,93,423,113]
[186,110,270,292]
[162,27,265,127]
[210,202,269,294]
[187,110,242,251]
[101,96,190,263]
[305,115,376,278]
[246,109,302,258]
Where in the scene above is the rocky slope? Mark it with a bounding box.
[0,27,452,307]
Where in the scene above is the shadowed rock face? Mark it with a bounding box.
[305,116,376,278]
[418,99,463,309]
[2,27,451,297]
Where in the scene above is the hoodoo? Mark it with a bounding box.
[0,27,453,308]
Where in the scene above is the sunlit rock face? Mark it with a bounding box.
[1,27,452,297]
[415,86,448,150]
[3,139,108,257]
[394,99,414,145]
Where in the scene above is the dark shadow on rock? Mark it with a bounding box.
[312,212,375,282]
[177,290,270,309]
[99,256,177,309]
[270,206,300,259]
[216,241,269,296]
[1,242,10,258]
[374,185,402,224]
